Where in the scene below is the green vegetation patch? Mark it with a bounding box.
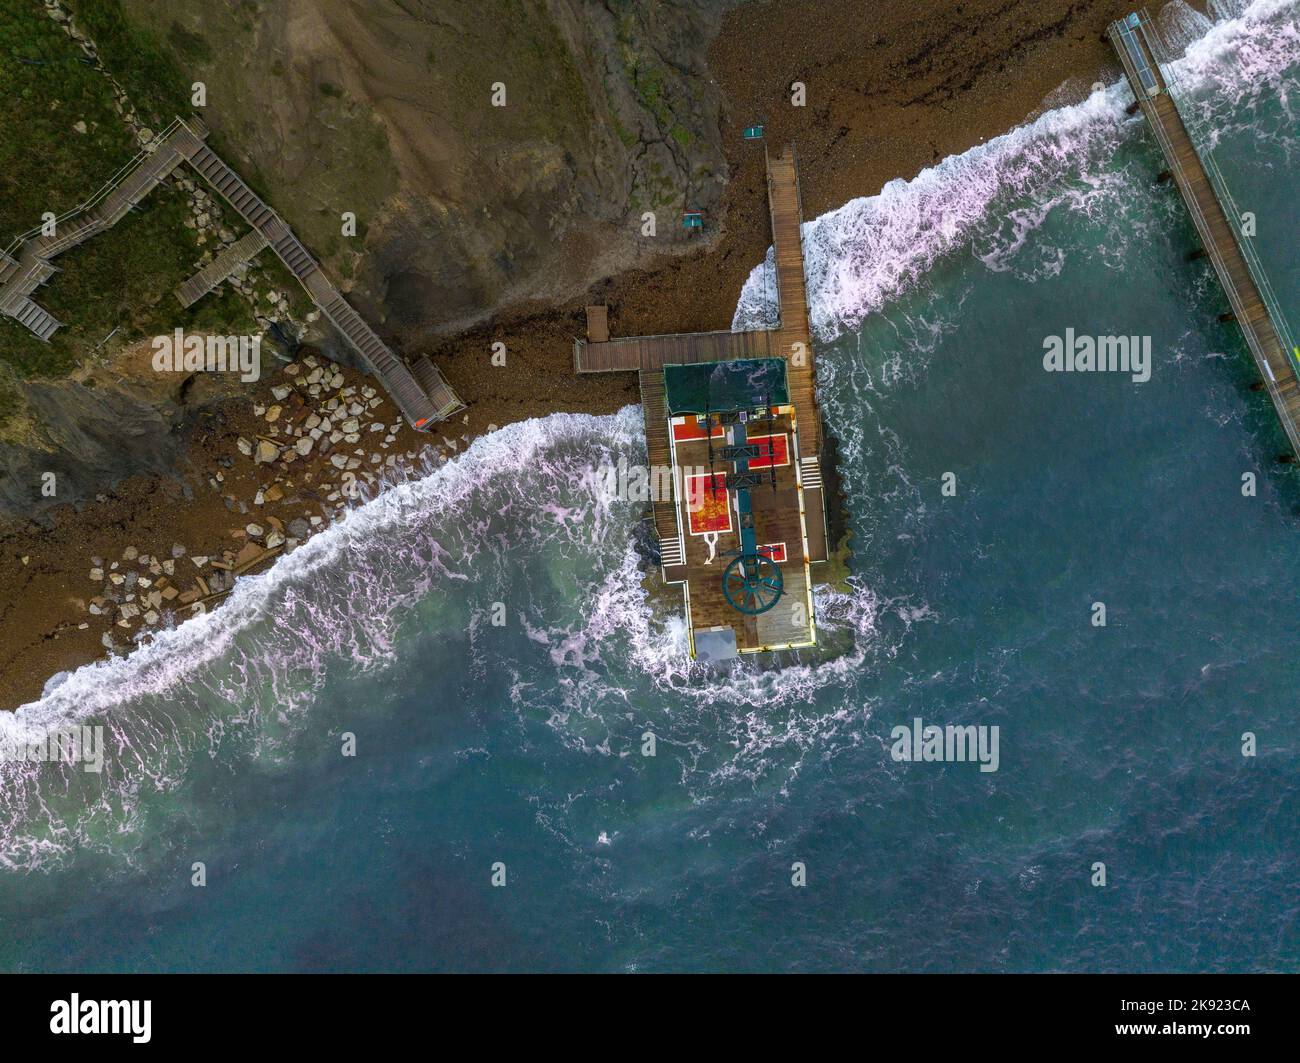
[0,1,259,402]
[4,194,216,379]
[69,0,191,125]
[0,1,138,236]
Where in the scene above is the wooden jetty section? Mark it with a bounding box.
[0,116,463,430]
[1110,10,1300,455]
[578,145,830,659]
[574,328,776,372]
[767,147,821,456]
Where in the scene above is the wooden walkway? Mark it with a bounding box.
[767,147,820,456]
[176,229,268,308]
[574,328,776,372]
[0,116,463,430]
[1110,11,1300,456]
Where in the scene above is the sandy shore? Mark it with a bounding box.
[0,0,1186,709]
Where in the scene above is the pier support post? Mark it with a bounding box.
[1187,248,1208,262]
[1218,311,1237,324]
[1156,169,1173,184]
[1125,100,1141,116]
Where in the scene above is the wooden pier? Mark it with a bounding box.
[578,145,830,658]
[766,147,821,456]
[0,117,463,430]
[1110,11,1300,455]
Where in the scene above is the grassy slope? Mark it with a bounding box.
[0,1,256,435]
[120,0,401,278]
[123,0,597,260]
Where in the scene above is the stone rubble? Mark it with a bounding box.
[69,351,457,648]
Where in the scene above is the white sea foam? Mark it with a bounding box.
[733,84,1135,342]
[733,0,1300,344]
[0,409,645,867]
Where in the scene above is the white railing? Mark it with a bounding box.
[2,118,186,259]
[1144,12,1300,376]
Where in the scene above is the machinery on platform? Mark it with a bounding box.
[701,402,783,616]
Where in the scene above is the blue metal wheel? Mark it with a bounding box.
[721,554,784,615]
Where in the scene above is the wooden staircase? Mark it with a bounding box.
[176,229,269,309]
[0,114,464,429]
[0,117,204,341]
[182,126,463,429]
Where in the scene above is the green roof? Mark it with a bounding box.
[662,358,789,416]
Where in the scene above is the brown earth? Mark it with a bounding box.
[120,0,735,338]
[0,0,1206,709]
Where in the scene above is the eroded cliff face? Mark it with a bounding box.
[0,339,247,520]
[123,0,733,342]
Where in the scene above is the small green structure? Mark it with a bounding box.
[743,124,765,140]
[681,211,704,230]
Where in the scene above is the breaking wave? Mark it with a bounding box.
[0,403,888,868]
[0,411,643,867]
[733,0,1300,342]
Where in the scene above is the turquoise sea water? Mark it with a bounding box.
[1,0,1297,972]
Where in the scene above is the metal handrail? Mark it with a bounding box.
[2,118,185,258]
[1143,11,1300,373]
[1110,11,1300,455]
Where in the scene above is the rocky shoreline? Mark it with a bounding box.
[4,346,469,689]
[82,352,433,639]
[0,0,1199,709]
